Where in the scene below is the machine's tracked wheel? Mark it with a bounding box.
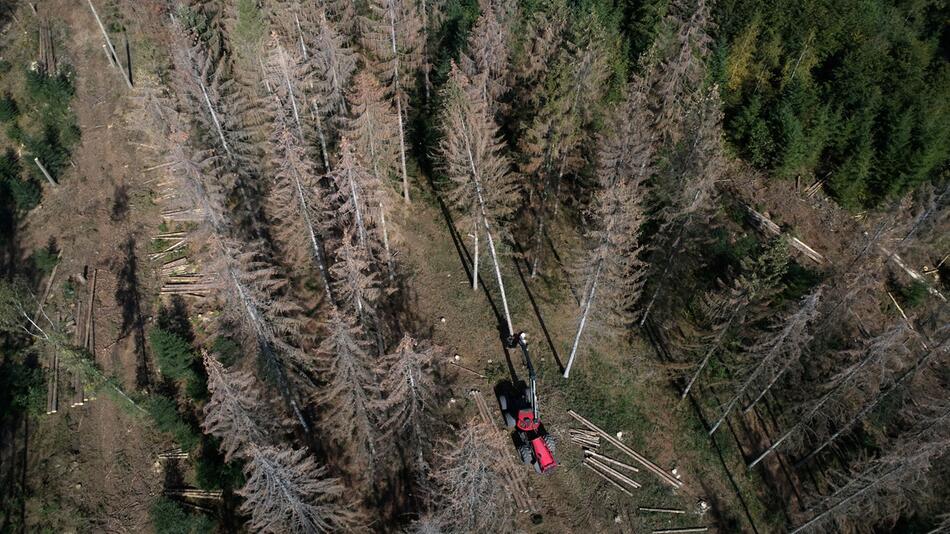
[498,395,516,428]
[543,434,556,454]
[519,444,533,464]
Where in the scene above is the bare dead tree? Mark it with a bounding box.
[741,288,823,414]
[346,71,400,192]
[306,9,357,117]
[345,70,401,282]
[361,0,423,202]
[314,307,379,476]
[330,228,382,326]
[374,334,444,473]
[438,63,519,335]
[145,34,316,431]
[168,9,268,236]
[748,321,922,468]
[262,51,335,303]
[240,445,357,533]
[459,0,510,115]
[790,401,950,533]
[562,82,652,378]
[427,420,513,532]
[202,352,269,462]
[652,0,714,143]
[707,287,822,435]
[328,138,396,280]
[795,329,948,468]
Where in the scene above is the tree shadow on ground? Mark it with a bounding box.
[423,174,517,381]
[510,238,564,373]
[114,235,150,389]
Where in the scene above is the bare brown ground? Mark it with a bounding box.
[13,1,170,531]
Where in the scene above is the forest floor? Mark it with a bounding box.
[3,2,170,531]
[396,179,789,533]
[5,2,942,533]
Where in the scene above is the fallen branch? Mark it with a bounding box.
[34,157,57,186]
[653,528,708,534]
[449,361,487,378]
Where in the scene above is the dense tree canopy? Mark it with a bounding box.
[713,0,950,208]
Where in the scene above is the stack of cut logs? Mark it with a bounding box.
[154,234,218,298]
[582,448,642,496]
[48,267,97,414]
[569,428,600,448]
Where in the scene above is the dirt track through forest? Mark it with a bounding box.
[19,2,165,530]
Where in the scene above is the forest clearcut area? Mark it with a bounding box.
[0,0,947,533]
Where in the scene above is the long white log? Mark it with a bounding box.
[583,462,632,496]
[463,135,513,335]
[585,458,641,488]
[564,261,601,378]
[585,450,639,473]
[568,410,682,488]
[386,2,410,203]
[87,0,132,88]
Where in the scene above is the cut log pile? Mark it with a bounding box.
[569,428,600,449]
[158,447,190,460]
[47,266,98,414]
[568,410,683,490]
[152,176,217,298]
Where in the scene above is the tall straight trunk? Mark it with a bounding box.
[743,358,795,414]
[290,167,334,303]
[386,3,411,203]
[421,0,430,102]
[709,362,763,435]
[367,141,396,282]
[530,203,544,278]
[681,306,739,400]
[295,14,308,59]
[462,142,513,335]
[748,338,894,468]
[227,265,309,433]
[472,221,479,290]
[563,261,602,378]
[479,210,512,336]
[379,201,395,282]
[280,49,305,141]
[200,82,232,158]
[309,99,331,172]
[346,170,368,249]
[788,464,903,534]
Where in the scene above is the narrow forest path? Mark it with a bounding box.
[18,2,167,530]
